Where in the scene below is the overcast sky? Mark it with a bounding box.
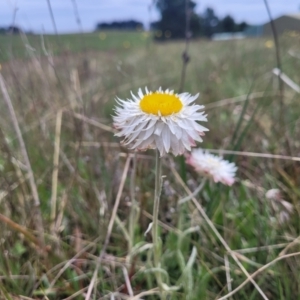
[1,0,300,33]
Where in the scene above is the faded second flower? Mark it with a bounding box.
[186,149,237,186]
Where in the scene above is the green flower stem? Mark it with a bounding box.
[152,149,165,298]
[129,152,138,254]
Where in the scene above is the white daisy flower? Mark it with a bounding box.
[186,149,237,186]
[113,87,208,156]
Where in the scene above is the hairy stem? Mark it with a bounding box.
[129,152,138,254]
[152,150,165,298]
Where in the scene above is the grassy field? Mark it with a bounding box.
[0,31,150,62]
[0,30,300,299]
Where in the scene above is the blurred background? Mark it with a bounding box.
[1,0,300,34]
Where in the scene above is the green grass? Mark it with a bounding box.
[0,30,150,62]
[0,31,300,299]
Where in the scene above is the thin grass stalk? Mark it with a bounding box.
[40,32,56,81]
[178,179,206,205]
[263,0,295,169]
[0,213,39,246]
[272,68,300,93]
[10,158,27,220]
[204,148,300,162]
[230,88,251,146]
[129,288,160,300]
[142,210,181,235]
[70,0,85,38]
[50,110,63,233]
[146,1,155,50]
[235,243,288,254]
[224,254,232,294]
[152,149,165,298]
[178,0,191,183]
[115,215,131,243]
[0,171,30,206]
[262,0,284,123]
[0,73,45,248]
[45,0,59,38]
[55,144,84,233]
[178,0,191,93]
[0,283,13,300]
[233,97,263,152]
[205,91,276,110]
[122,267,134,297]
[55,191,68,231]
[176,179,206,278]
[230,80,272,161]
[72,112,116,133]
[7,5,18,59]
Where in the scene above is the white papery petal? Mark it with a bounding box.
[166,120,176,134]
[138,88,144,99]
[154,122,165,136]
[130,91,140,102]
[142,124,156,140]
[162,126,171,153]
[186,129,203,142]
[181,133,192,150]
[123,129,142,144]
[174,126,182,140]
[170,135,180,155]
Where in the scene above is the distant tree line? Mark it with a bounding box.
[1,2,247,40]
[152,0,249,40]
[96,20,144,31]
[0,26,23,35]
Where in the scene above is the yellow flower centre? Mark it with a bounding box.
[139,93,183,116]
